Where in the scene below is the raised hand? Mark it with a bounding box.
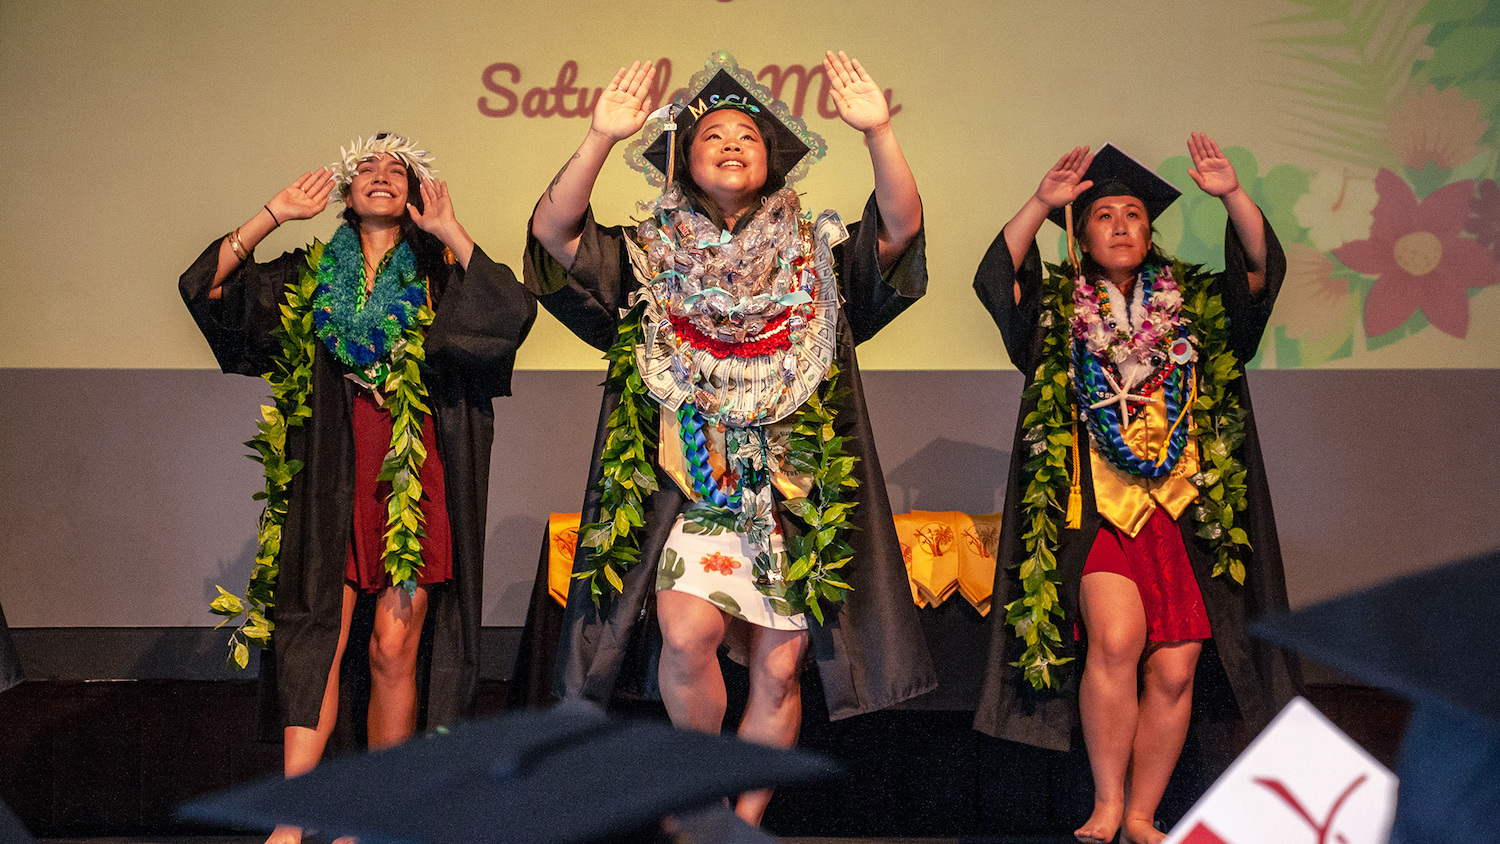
[408,178,457,236]
[1187,132,1240,198]
[409,178,475,268]
[1035,146,1095,210]
[590,61,657,143]
[824,51,889,134]
[266,168,335,224]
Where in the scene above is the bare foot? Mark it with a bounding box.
[1122,814,1165,844]
[264,825,301,844]
[1075,800,1124,843]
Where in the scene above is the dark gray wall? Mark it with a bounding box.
[3,368,1498,670]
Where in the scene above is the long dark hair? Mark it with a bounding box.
[671,108,785,231]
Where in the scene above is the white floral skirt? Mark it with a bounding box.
[655,514,807,631]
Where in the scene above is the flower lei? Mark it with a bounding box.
[210,235,436,669]
[1071,265,1195,479]
[1008,259,1251,691]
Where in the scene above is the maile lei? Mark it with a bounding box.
[574,306,858,625]
[1009,259,1251,691]
[210,226,436,669]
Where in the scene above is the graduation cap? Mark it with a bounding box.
[0,796,38,844]
[1046,142,1182,229]
[179,698,838,844]
[625,51,827,192]
[1250,550,1500,844]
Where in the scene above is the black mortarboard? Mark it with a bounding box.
[0,797,37,844]
[1047,142,1182,229]
[626,52,826,191]
[179,698,837,844]
[1250,551,1500,844]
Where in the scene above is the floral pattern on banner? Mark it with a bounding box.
[1137,0,1500,367]
[1335,171,1500,339]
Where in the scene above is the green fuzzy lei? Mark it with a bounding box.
[575,303,857,624]
[1009,259,1251,691]
[209,240,436,669]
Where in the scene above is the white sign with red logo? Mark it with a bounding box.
[1163,696,1397,844]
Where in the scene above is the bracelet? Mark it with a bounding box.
[264,204,280,227]
[227,228,251,262]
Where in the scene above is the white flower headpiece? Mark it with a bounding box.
[330,134,437,198]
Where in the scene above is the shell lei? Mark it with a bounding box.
[1009,259,1250,691]
[209,240,436,669]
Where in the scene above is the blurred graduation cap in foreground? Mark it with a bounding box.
[1,796,38,844]
[1251,549,1500,844]
[180,698,836,844]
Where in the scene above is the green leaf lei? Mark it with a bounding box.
[1010,260,1250,691]
[575,301,661,603]
[210,239,436,669]
[774,360,857,625]
[577,306,857,625]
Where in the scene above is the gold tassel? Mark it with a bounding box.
[1066,417,1083,529]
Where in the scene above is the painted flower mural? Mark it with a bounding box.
[1334,170,1500,338]
[1468,179,1500,256]
[1279,244,1353,342]
[1386,84,1488,170]
[1294,170,1379,252]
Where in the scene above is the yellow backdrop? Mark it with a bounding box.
[3,0,1497,369]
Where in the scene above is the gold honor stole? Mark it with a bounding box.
[1088,386,1200,538]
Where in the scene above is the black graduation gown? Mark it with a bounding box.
[180,237,536,742]
[970,218,1301,754]
[523,193,937,720]
[0,601,20,694]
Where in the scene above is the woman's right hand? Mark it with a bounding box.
[589,61,657,143]
[265,167,335,224]
[1034,146,1095,210]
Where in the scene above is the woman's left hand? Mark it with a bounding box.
[409,178,458,236]
[409,179,476,268]
[824,51,889,135]
[1187,132,1241,197]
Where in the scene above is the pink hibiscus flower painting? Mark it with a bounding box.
[1334,170,1500,339]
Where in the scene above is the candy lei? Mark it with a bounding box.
[210,236,436,668]
[1007,259,1252,691]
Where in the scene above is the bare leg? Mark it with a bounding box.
[656,590,731,733]
[367,584,430,750]
[269,583,357,844]
[734,626,809,826]
[1075,572,1147,844]
[1121,641,1201,844]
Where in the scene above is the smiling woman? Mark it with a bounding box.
[524,50,935,826]
[178,133,535,844]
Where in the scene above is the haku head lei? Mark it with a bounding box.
[624,51,828,192]
[330,133,437,198]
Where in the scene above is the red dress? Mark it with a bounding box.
[1082,507,1211,642]
[345,389,453,592]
